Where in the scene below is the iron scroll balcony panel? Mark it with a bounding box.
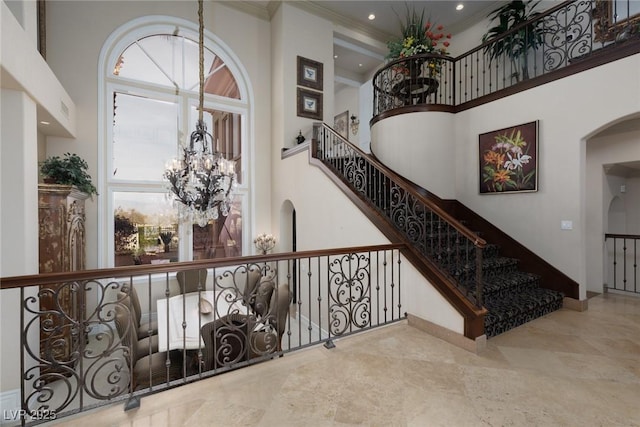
[312,123,486,310]
[1,245,403,425]
[372,0,640,118]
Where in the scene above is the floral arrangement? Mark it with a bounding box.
[386,6,451,76]
[254,233,276,254]
[481,129,535,192]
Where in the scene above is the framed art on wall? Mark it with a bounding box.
[297,56,323,91]
[479,120,539,194]
[334,110,349,139]
[297,88,323,120]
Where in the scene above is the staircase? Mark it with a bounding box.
[310,124,570,338]
[471,244,564,337]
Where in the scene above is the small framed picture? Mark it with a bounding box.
[334,110,349,139]
[297,88,323,120]
[297,56,323,91]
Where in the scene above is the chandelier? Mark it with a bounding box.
[164,0,236,227]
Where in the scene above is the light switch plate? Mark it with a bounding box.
[561,220,573,230]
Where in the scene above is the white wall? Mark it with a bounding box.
[271,150,464,334]
[371,111,456,199]
[272,3,334,150]
[459,56,640,301]
[586,126,640,293]
[334,84,358,141]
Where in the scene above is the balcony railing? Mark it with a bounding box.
[604,233,639,295]
[373,0,640,117]
[0,245,404,425]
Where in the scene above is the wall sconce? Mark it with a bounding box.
[350,115,359,135]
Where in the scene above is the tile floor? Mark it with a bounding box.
[53,292,640,426]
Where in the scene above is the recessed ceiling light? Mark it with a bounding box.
[40,121,50,125]
[456,4,464,11]
[358,63,363,67]
[368,13,375,20]
[334,54,338,59]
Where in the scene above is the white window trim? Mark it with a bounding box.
[98,15,255,268]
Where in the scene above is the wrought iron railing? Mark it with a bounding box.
[373,0,640,115]
[604,233,639,295]
[312,123,486,309]
[0,245,403,425]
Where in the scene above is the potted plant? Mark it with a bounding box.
[386,5,451,80]
[40,152,98,197]
[482,0,545,82]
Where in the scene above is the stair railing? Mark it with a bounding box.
[311,123,487,308]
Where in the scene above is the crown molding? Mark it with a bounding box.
[294,1,394,44]
[216,1,275,21]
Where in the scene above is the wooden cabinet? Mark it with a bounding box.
[38,184,89,369]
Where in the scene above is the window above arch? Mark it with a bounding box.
[113,34,239,99]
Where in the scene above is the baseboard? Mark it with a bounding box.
[563,296,588,312]
[407,314,486,354]
[0,388,20,426]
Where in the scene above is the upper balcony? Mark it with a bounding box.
[372,0,640,123]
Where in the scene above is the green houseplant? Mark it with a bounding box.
[386,5,451,78]
[40,152,98,197]
[482,0,545,82]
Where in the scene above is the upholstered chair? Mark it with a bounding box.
[115,293,159,361]
[113,299,182,390]
[176,268,208,294]
[251,283,291,356]
[121,285,158,338]
[213,266,262,304]
[200,313,250,371]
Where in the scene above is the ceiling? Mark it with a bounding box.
[300,1,506,84]
[231,1,506,85]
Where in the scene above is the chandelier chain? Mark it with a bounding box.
[198,0,204,123]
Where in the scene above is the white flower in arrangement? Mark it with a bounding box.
[254,233,276,254]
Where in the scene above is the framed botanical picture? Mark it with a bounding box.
[479,120,539,194]
[297,56,323,91]
[334,110,349,139]
[297,88,323,120]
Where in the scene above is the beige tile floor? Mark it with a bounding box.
[54,292,640,427]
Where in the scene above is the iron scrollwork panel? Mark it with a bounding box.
[23,280,131,416]
[543,1,594,71]
[328,253,371,335]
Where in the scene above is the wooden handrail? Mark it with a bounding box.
[0,243,405,289]
[605,233,640,239]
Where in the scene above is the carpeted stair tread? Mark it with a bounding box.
[484,287,564,337]
[483,271,541,297]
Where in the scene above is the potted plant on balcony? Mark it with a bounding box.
[386,5,451,81]
[482,0,545,82]
[40,152,98,197]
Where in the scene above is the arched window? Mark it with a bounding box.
[99,17,251,267]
